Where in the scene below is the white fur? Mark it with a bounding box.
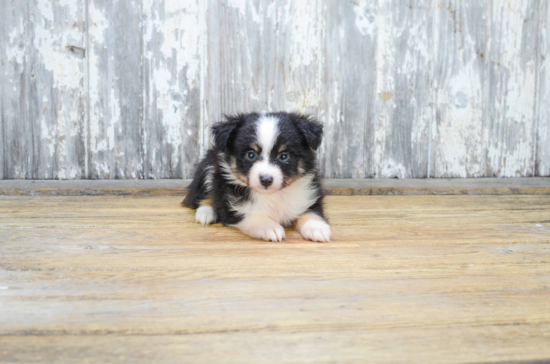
[300,219,331,242]
[229,174,318,226]
[195,205,216,226]
[203,165,214,192]
[249,115,284,194]
[234,214,286,242]
[248,159,283,193]
[256,115,279,159]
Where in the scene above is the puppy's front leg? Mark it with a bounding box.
[295,213,331,242]
[234,214,286,242]
[195,198,217,226]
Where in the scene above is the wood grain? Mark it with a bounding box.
[485,0,539,177]
[142,0,202,179]
[0,0,29,179]
[1,178,549,196]
[1,194,549,363]
[373,0,433,178]
[537,1,550,177]
[87,0,143,179]
[30,0,87,180]
[1,328,550,364]
[1,0,549,179]
[322,1,375,178]
[204,0,324,129]
[1,0,87,180]
[432,1,487,178]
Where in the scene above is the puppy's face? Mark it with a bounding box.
[213,112,323,194]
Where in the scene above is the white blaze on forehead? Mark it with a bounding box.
[256,115,279,159]
[249,115,283,194]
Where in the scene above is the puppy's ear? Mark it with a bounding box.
[294,115,323,150]
[212,115,243,151]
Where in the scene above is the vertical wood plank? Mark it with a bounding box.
[432,2,488,177]
[268,0,325,169]
[29,0,87,179]
[87,0,143,179]
[264,0,324,115]
[0,1,31,179]
[537,1,549,176]
[201,0,218,157]
[373,0,433,178]
[485,0,539,177]
[215,1,262,115]
[204,0,324,156]
[142,0,202,179]
[322,0,376,178]
[1,0,547,180]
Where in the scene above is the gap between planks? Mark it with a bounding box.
[0,178,549,196]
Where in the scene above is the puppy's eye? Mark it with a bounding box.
[247,151,257,160]
[279,152,288,161]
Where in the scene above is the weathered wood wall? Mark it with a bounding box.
[1,0,548,179]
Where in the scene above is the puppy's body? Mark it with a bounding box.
[183,112,331,242]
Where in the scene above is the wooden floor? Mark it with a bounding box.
[1,194,550,363]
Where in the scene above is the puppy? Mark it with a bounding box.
[182,112,331,242]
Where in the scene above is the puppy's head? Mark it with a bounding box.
[212,112,323,194]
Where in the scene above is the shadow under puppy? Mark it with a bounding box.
[182,112,331,242]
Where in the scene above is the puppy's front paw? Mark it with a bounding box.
[195,205,216,226]
[300,219,331,242]
[235,216,286,242]
[238,221,286,242]
[255,223,286,242]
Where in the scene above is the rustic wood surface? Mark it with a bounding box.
[432,0,486,178]
[1,194,550,363]
[1,0,549,179]
[1,178,549,196]
[538,1,550,177]
[1,0,88,179]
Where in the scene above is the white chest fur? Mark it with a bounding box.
[230,174,318,225]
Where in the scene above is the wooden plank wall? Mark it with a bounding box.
[0,0,548,179]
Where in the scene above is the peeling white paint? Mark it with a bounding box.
[1,0,548,179]
[381,159,407,179]
[286,0,319,68]
[284,0,323,114]
[226,0,247,17]
[353,0,377,37]
[436,59,484,177]
[486,1,538,177]
[142,0,201,178]
[34,0,82,90]
[87,0,108,159]
[6,28,25,64]
[374,0,394,177]
[536,2,550,176]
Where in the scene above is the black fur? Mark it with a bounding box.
[211,114,244,151]
[182,112,326,228]
[182,149,218,210]
[294,115,324,150]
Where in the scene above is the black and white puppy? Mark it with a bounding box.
[182,112,331,242]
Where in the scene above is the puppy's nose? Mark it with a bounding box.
[259,175,273,188]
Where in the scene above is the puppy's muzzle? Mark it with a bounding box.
[259,174,273,188]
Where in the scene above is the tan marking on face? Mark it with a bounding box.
[250,144,260,152]
[284,175,298,187]
[229,157,237,170]
[229,157,249,185]
[199,198,213,207]
[237,173,248,184]
[278,145,287,153]
[294,213,325,232]
[297,160,305,175]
